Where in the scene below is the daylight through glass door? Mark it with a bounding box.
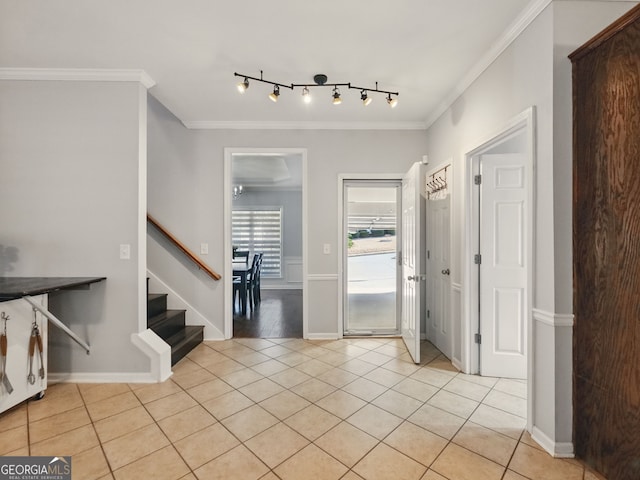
[343,181,401,335]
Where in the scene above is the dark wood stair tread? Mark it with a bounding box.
[168,326,204,365]
[148,309,185,328]
[147,289,203,366]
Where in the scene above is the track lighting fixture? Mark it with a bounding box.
[302,86,311,104]
[233,71,399,108]
[269,85,280,102]
[361,90,372,106]
[332,87,342,105]
[237,77,249,93]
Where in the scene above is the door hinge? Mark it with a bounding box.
[474,333,482,344]
[427,250,430,259]
[427,310,430,318]
[474,174,482,185]
[474,254,482,265]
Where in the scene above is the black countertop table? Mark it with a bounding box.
[0,277,106,302]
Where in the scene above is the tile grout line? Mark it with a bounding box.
[17,338,588,480]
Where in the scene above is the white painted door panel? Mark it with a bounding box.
[480,154,527,379]
[402,163,424,363]
[426,194,451,358]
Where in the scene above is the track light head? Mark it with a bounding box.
[269,85,280,102]
[361,90,372,106]
[302,86,311,104]
[387,94,398,108]
[332,87,342,105]
[237,77,249,93]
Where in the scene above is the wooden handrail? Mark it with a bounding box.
[147,214,221,281]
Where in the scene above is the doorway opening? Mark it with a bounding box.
[342,180,401,336]
[464,107,535,427]
[224,148,308,339]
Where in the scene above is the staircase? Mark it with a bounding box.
[147,283,204,365]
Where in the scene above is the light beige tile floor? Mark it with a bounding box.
[0,338,605,480]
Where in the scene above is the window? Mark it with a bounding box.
[232,207,283,278]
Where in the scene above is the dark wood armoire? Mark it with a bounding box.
[570,5,640,480]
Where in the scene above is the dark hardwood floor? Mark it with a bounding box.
[233,289,303,338]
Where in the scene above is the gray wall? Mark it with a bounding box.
[0,79,148,376]
[147,95,429,337]
[233,188,303,288]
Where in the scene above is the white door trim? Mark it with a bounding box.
[462,106,536,429]
[223,147,308,339]
[337,173,404,338]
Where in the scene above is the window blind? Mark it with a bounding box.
[232,208,283,278]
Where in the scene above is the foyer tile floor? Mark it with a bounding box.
[0,338,604,480]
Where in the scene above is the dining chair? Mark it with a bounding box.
[247,253,261,308]
[253,252,263,304]
[233,250,250,263]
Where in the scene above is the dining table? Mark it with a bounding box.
[232,260,251,315]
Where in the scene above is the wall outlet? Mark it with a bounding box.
[200,243,209,255]
[119,244,131,260]
[323,243,331,254]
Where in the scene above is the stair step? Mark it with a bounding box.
[147,293,168,319]
[167,325,204,365]
[148,309,185,340]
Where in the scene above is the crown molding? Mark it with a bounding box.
[183,120,427,130]
[0,68,156,89]
[424,0,552,128]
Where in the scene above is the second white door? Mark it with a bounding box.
[479,153,527,379]
[426,191,451,358]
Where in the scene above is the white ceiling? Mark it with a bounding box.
[232,153,303,188]
[0,0,535,128]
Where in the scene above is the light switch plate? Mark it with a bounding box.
[119,244,131,260]
[323,243,331,254]
[201,243,209,255]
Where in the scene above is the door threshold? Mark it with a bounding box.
[344,331,401,337]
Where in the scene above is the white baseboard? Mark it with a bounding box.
[48,370,172,384]
[262,284,303,290]
[452,357,463,371]
[306,333,341,340]
[531,426,575,458]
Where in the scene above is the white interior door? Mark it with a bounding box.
[401,162,424,363]
[426,192,451,358]
[479,153,527,379]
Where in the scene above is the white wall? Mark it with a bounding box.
[423,0,636,456]
[147,95,428,338]
[0,79,149,377]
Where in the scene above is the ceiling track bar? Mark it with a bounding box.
[291,82,351,88]
[348,83,399,96]
[234,71,293,90]
[235,72,398,95]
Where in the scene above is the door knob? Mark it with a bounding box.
[407,275,417,281]
[441,268,450,275]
